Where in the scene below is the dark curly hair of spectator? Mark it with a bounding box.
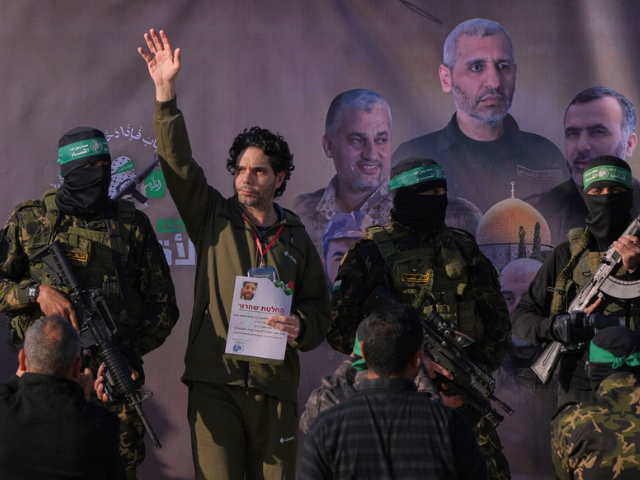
[226,127,295,198]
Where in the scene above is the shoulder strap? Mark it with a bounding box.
[43,189,63,244]
[549,228,590,315]
[116,199,136,244]
[106,202,132,306]
[365,225,396,259]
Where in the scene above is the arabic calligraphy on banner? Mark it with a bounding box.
[104,124,157,149]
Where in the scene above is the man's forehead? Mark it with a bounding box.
[237,146,271,167]
[328,237,358,251]
[502,259,541,282]
[335,107,391,133]
[565,97,623,128]
[455,32,513,64]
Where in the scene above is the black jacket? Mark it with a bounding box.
[392,113,568,213]
[0,373,124,480]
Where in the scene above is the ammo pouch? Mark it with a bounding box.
[367,224,482,341]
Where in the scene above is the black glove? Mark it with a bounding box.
[552,311,622,345]
[551,312,594,345]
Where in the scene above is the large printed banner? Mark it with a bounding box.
[1,1,640,478]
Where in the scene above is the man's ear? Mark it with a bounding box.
[322,134,334,159]
[18,349,28,373]
[70,356,82,380]
[275,171,286,190]
[439,64,453,93]
[411,348,422,368]
[625,132,638,158]
[359,341,366,361]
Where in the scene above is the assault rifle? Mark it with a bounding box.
[363,286,513,428]
[531,214,640,385]
[111,154,160,202]
[30,241,162,448]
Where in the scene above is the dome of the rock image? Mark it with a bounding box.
[476,197,550,246]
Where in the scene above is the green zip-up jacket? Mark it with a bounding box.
[154,98,331,404]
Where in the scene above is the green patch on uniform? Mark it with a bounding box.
[144,171,166,198]
[58,138,109,165]
[332,279,342,293]
[116,160,136,173]
[389,165,445,191]
[157,218,186,233]
[583,165,632,190]
[65,250,89,264]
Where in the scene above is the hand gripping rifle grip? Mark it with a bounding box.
[99,341,162,449]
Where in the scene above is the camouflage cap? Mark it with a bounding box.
[322,212,374,260]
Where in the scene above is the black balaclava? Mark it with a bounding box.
[389,158,447,232]
[588,326,640,392]
[583,156,633,250]
[55,127,112,219]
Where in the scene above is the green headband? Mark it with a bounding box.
[583,165,632,191]
[389,165,446,191]
[589,342,640,369]
[58,138,110,165]
[352,334,367,371]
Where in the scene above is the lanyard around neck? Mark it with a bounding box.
[242,214,284,267]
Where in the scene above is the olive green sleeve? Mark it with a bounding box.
[153,97,223,244]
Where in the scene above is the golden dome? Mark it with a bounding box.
[476,197,551,246]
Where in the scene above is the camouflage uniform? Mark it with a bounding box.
[552,372,640,480]
[0,190,179,479]
[299,358,362,434]
[292,175,392,256]
[329,220,512,479]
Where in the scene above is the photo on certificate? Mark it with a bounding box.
[225,276,294,364]
[239,281,258,301]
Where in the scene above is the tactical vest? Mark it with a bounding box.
[10,189,142,342]
[550,227,640,325]
[367,225,484,341]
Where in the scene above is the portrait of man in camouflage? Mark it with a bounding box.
[293,89,393,256]
[328,157,512,479]
[553,326,640,480]
[0,126,179,479]
[321,212,374,288]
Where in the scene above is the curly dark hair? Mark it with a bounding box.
[226,126,295,198]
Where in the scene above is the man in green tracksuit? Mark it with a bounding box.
[139,29,331,480]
